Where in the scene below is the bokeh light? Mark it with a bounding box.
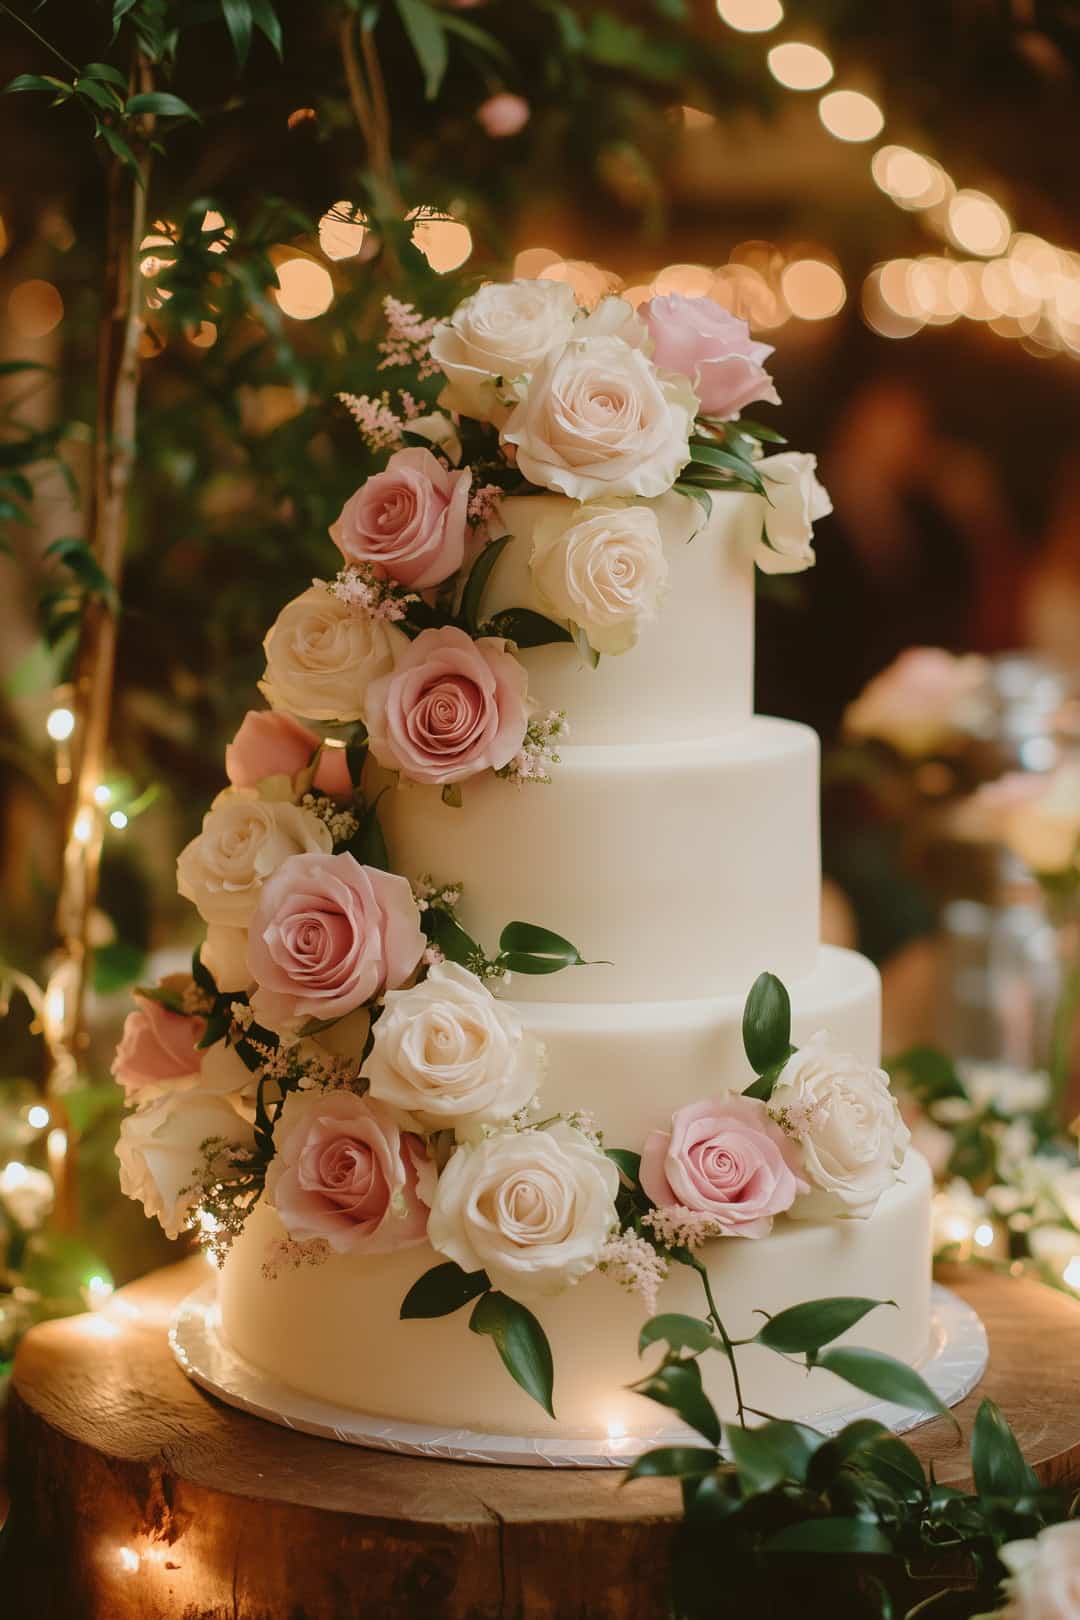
[766,42,832,90]
[680,106,715,130]
[861,268,925,340]
[272,256,334,320]
[947,190,1012,258]
[780,258,846,319]
[513,246,562,278]
[818,89,884,143]
[187,321,217,348]
[46,707,75,742]
[539,258,622,306]
[408,210,473,273]
[715,0,783,31]
[9,279,64,339]
[653,263,714,297]
[318,201,368,261]
[871,146,948,209]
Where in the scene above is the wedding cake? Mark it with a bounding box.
[113,277,931,1447]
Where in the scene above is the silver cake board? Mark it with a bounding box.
[170,1280,987,1469]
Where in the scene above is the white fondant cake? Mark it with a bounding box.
[217,491,932,1432]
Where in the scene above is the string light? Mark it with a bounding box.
[947,190,1012,258]
[715,0,783,32]
[92,783,112,806]
[27,1105,49,1130]
[318,201,368,261]
[408,210,473,274]
[46,706,75,741]
[780,258,846,319]
[109,809,129,831]
[117,1546,141,1574]
[8,279,64,338]
[818,89,884,143]
[973,1223,995,1249]
[272,256,334,319]
[767,42,832,90]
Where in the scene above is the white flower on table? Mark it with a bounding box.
[427,1120,620,1298]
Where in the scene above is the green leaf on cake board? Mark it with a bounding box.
[755,1297,896,1355]
[400,1260,490,1319]
[469,1290,555,1417]
[460,534,512,634]
[496,921,590,975]
[741,971,792,1074]
[970,1397,1041,1499]
[811,1346,953,1424]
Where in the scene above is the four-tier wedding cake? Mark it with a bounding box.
[113,276,931,1446]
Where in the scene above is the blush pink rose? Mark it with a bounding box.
[477,93,530,138]
[641,293,780,420]
[112,986,206,1103]
[640,1092,807,1239]
[364,626,529,786]
[247,851,425,1025]
[266,1089,435,1254]
[225,710,352,797]
[330,447,472,590]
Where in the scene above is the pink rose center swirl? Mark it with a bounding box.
[407,675,486,755]
[303,1133,386,1215]
[687,1128,772,1204]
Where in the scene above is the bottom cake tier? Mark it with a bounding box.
[219,1151,932,1440]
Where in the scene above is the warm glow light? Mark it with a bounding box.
[877,259,918,316]
[109,809,129,830]
[92,783,112,806]
[620,283,655,308]
[188,321,217,348]
[72,807,94,844]
[681,105,716,130]
[85,1274,115,1309]
[273,257,334,320]
[766,42,832,90]
[941,1214,973,1245]
[780,258,846,319]
[947,190,1011,258]
[9,279,64,339]
[318,201,368,261]
[117,1546,141,1574]
[653,263,714,297]
[539,259,622,307]
[715,0,783,32]
[871,146,946,209]
[973,1223,995,1249]
[0,1161,29,1192]
[818,89,884,143]
[408,210,473,274]
[27,1105,50,1130]
[46,706,75,741]
[1064,1257,1080,1291]
[513,246,562,278]
[908,257,961,324]
[138,225,175,278]
[201,209,232,253]
[606,1419,627,1441]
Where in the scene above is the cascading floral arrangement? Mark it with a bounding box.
[111,274,866,1413]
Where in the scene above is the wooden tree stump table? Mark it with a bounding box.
[4,1259,1080,1620]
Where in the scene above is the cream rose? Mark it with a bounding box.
[529,500,668,655]
[753,452,832,575]
[845,648,990,759]
[259,585,400,722]
[987,1522,1080,1620]
[501,335,697,501]
[202,923,256,993]
[116,1093,255,1239]
[769,1031,911,1220]
[427,1121,619,1298]
[176,791,332,927]
[362,961,538,1130]
[430,277,578,425]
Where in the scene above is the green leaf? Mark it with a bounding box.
[814,1347,951,1421]
[639,1314,722,1357]
[469,1291,555,1418]
[570,620,599,668]
[624,1445,718,1482]
[98,122,141,175]
[0,361,51,377]
[112,0,139,34]
[75,78,124,112]
[886,1046,969,1107]
[45,538,118,607]
[807,1419,925,1496]
[971,1398,1040,1499]
[395,0,449,99]
[5,74,71,96]
[439,10,511,62]
[423,906,479,968]
[604,1147,642,1185]
[738,417,787,444]
[741,972,791,1073]
[726,1419,820,1493]
[673,481,712,531]
[460,534,511,634]
[633,1358,720,1445]
[497,921,587,974]
[401,1261,489,1319]
[765,1517,893,1556]
[756,1297,895,1355]
[82,62,129,88]
[222,0,254,65]
[441,782,463,808]
[688,442,765,493]
[191,944,218,997]
[126,91,200,120]
[483,608,574,649]
[250,0,284,56]
[351,797,389,871]
[740,1057,790,1103]
[345,737,368,789]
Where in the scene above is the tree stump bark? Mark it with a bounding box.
[4,1259,1080,1619]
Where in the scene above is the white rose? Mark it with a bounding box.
[362,961,537,1130]
[985,1522,1080,1620]
[529,500,669,656]
[202,923,255,992]
[177,791,332,927]
[0,1162,54,1230]
[198,1039,259,1099]
[427,1120,619,1298]
[574,294,649,348]
[770,1031,910,1219]
[1004,761,1080,876]
[430,278,578,426]
[845,648,990,758]
[753,451,832,575]
[502,335,697,501]
[116,1092,255,1239]
[259,585,400,722]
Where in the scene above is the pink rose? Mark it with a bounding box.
[364,626,529,786]
[266,1089,434,1254]
[641,293,780,420]
[477,93,530,138]
[112,985,206,1103]
[329,447,471,589]
[640,1093,807,1239]
[225,710,352,797]
[247,851,425,1025]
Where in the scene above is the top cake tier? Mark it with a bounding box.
[490,490,759,745]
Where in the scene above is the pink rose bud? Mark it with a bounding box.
[330,447,472,590]
[247,851,425,1025]
[640,1093,807,1239]
[477,93,530,138]
[641,292,781,420]
[267,1089,435,1254]
[364,625,529,787]
[225,710,352,797]
[112,986,206,1103]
